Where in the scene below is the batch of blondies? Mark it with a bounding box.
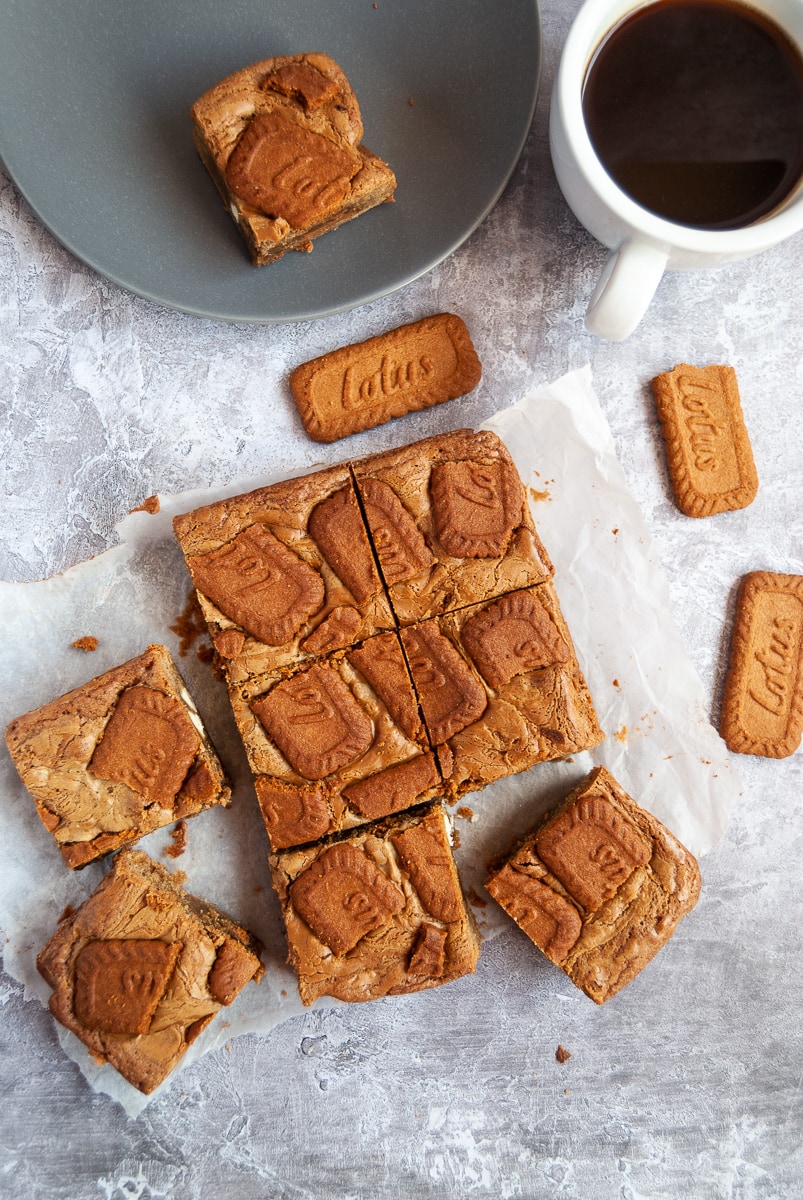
[5,53,801,1097]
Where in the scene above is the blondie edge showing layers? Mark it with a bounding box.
[191,53,396,265]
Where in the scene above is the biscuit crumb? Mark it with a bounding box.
[408,97,414,106]
[164,819,188,859]
[170,590,212,659]
[556,1045,572,1063]
[468,888,487,908]
[71,636,98,652]
[456,805,475,821]
[529,486,551,502]
[130,494,160,515]
[615,725,628,743]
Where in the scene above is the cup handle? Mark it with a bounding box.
[585,241,669,341]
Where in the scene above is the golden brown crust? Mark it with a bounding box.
[4,645,230,868]
[270,803,480,1004]
[404,585,603,799]
[36,849,262,1093]
[719,570,803,757]
[650,363,759,517]
[486,766,701,1003]
[350,429,553,625]
[172,466,395,686]
[288,314,482,443]
[190,53,396,265]
[233,646,441,850]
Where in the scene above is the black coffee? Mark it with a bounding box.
[582,0,803,229]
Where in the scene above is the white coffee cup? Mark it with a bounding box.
[549,0,803,341]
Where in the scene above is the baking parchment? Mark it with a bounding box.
[0,366,741,1116]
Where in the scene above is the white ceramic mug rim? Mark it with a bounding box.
[560,0,803,253]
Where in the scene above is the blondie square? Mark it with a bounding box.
[172,464,395,685]
[486,766,701,1003]
[230,634,443,850]
[401,585,603,799]
[351,429,553,625]
[270,802,480,1004]
[36,849,263,1093]
[5,644,231,868]
[191,53,396,265]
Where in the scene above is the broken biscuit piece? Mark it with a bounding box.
[486,766,700,1003]
[191,52,396,265]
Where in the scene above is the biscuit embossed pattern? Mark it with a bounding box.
[720,571,803,757]
[192,54,397,267]
[289,314,482,442]
[650,363,759,516]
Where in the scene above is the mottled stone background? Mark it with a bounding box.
[1,1,802,1196]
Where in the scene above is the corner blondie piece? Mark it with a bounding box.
[173,464,395,687]
[231,635,442,850]
[486,767,701,1003]
[351,429,553,625]
[5,645,231,868]
[37,849,263,1094]
[270,802,480,1004]
[402,585,603,799]
[191,52,396,265]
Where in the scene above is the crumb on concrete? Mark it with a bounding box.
[71,636,98,652]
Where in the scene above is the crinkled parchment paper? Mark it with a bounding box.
[0,367,741,1115]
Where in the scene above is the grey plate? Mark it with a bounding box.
[0,0,541,323]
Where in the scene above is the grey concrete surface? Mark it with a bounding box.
[1,2,802,1196]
